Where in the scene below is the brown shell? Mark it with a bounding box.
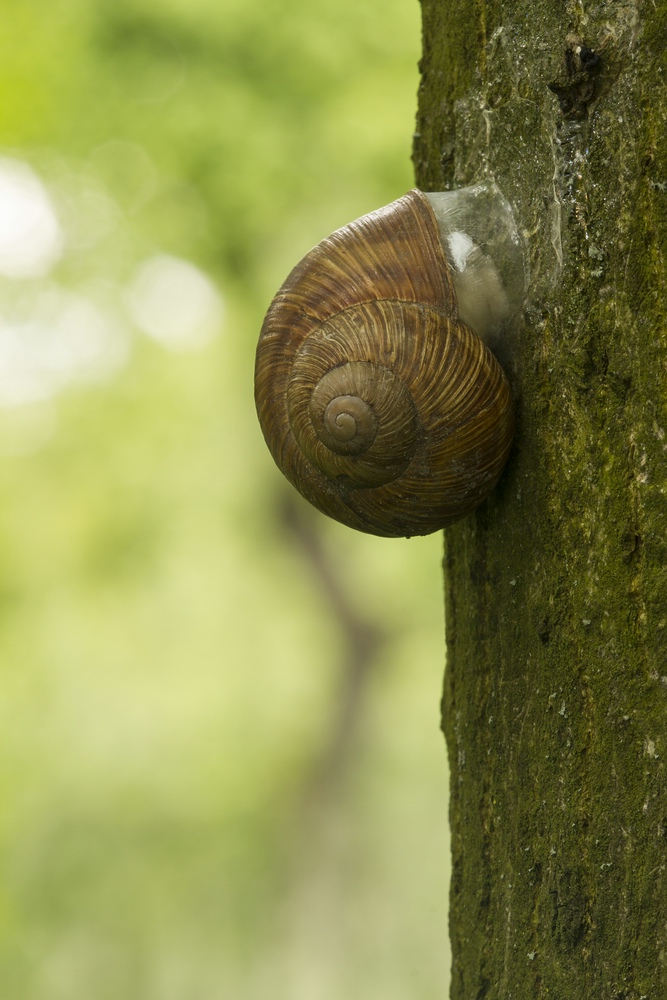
[254,189,514,537]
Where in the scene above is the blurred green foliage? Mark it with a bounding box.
[0,1,450,997]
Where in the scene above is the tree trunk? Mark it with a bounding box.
[414,2,667,995]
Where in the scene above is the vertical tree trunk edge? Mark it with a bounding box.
[415,1,667,996]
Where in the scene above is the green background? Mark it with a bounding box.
[0,1,449,996]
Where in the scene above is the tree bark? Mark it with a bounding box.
[414,2,667,995]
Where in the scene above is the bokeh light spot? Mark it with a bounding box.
[0,157,63,278]
[126,255,223,351]
[0,288,130,406]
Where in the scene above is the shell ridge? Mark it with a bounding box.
[261,190,456,332]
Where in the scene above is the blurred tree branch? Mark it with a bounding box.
[279,492,384,802]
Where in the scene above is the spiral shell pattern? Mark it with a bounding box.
[255,190,514,537]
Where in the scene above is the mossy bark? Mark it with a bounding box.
[414,2,667,996]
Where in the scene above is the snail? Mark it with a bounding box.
[254,182,525,538]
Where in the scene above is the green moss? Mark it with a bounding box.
[418,0,667,993]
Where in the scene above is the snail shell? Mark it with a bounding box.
[255,187,518,538]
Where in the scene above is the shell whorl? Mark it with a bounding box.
[255,190,514,537]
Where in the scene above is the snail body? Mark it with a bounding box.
[255,184,523,538]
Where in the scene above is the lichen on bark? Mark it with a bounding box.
[414,1,667,995]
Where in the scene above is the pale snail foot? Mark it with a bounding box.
[425,183,526,362]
